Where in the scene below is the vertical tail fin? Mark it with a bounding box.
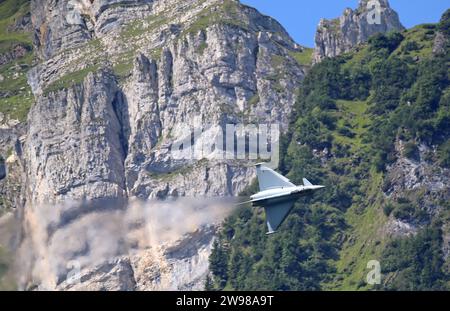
[256,164,294,191]
[303,178,313,186]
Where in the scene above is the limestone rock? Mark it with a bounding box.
[383,139,450,236]
[57,258,137,291]
[433,31,449,56]
[313,0,404,63]
[18,0,308,290]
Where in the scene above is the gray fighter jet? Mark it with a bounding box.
[250,163,325,234]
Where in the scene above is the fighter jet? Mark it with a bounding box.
[250,163,325,234]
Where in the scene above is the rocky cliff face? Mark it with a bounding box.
[25,0,306,204]
[313,0,404,63]
[382,139,450,237]
[6,0,309,290]
[56,225,218,291]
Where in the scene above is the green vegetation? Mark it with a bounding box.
[0,93,33,121]
[0,0,31,46]
[111,47,163,82]
[386,197,429,223]
[0,0,29,20]
[0,38,31,55]
[120,14,169,40]
[6,147,13,158]
[44,65,101,94]
[0,0,33,122]
[0,0,32,58]
[438,140,450,167]
[289,48,314,66]
[271,54,285,68]
[392,24,437,59]
[197,41,208,55]
[403,141,419,160]
[383,220,447,290]
[248,94,259,107]
[209,11,450,291]
[181,0,247,37]
[112,61,134,80]
[111,48,137,81]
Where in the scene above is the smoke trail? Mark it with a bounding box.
[16,197,236,290]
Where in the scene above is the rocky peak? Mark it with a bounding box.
[433,9,450,56]
[313,0,404,63]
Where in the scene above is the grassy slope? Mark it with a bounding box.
[316,97,389,290]
[289,48,314,66]
[325,23,444,290]
[0,0,33,122]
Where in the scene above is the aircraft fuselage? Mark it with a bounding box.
[250,185,324,207]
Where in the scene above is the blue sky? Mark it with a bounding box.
[241,0,449,47]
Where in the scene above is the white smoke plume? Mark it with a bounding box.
[15,197,236,290]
